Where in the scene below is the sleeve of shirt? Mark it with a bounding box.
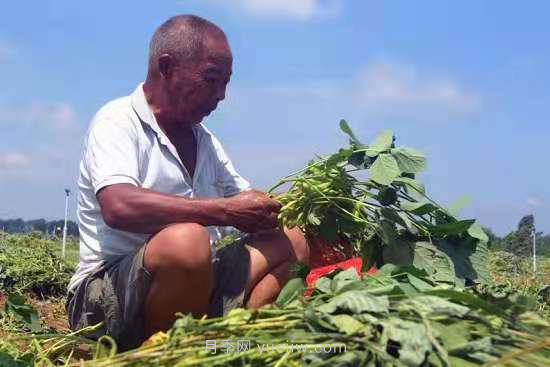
[212,136,251,197]
[85,114,140,194]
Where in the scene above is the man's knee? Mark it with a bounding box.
[144,223,212,275]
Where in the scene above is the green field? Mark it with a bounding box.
[0,232,548,366]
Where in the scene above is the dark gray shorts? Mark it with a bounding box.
[66,236,251,351]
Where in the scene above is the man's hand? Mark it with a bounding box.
[224,189,281,233]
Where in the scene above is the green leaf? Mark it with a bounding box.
[436,238,491,285]
[5,294,42,332]
[319,214,338,243]
[381,318,432,366]
[388,264,432,279]
[318,290,390,314]
[377,187,398,206]
[446,195,471,216]
[377,219,399,247]
[276,278,305,307]
[448,337,498,363]
[367,129,394,157]
[336,216,364,235]
[331,267,361,293]
[369,154,401,185]
[379,208,417,233]
[407,273,435,292]
[467,221,489,243]
[400,200,438,215]
[326,148,353,167]
[430,219,476,236]
[339,119,361,145]
[425,289,507,317]
[383,239,415,266]
[321,352,363,366]
[315,277,332,294]
[377,263,398,276]
[304,307,338,332]
[397,212,420,235]
[400,295,470,317]
[390,146,427,174]
[447,357,479,367]
[328,314,369,336]
[6,293,26,306]
[360,238,383,271]
[413,242,456,284]
[468,241,491,284]
[0,352,32,367]
[347,150,366,168]
[431,320,473,351]
[393,177,426,195]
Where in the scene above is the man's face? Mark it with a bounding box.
[164,35,233,126]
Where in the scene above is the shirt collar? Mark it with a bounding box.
[131,83,173,146]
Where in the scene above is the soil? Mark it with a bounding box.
[0,291,69,332]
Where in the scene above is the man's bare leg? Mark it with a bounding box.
[142,223,213,336]
[245,261,290,308]
[141,224,308,337]
[243,227,309,309]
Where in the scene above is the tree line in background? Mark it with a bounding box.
[485,214,550,257]
[0,215,548,257]
[0,218,79,236]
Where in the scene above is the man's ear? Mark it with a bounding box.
[158,53,174,80]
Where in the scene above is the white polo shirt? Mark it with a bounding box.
[68,84,250,291]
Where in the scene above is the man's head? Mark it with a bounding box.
[145,15,232,128]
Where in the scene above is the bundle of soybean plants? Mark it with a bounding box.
[270,120,491,287]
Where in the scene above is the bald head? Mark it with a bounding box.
[148,15,227,76]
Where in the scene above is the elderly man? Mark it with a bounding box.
[66,15,309,350]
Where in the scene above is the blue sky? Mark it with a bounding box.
[0,0,548,235]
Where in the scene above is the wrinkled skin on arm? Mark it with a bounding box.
[97,184,281,235]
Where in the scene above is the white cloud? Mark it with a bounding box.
[227,60,479,123]
[0,152,31,170]
[352,61,479,113]
[0,101,78,130]
[205,0,342,20]
[527,196,543,207]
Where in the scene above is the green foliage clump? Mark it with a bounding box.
[271,120,490,287]
[500,215,535,257]
[73,266,550,367]
[490,250,550,318]
[0,233,76,297]
[492,214,550,257]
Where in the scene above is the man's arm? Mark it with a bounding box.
[97,184,280,234]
